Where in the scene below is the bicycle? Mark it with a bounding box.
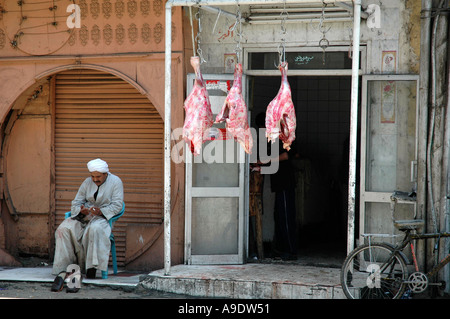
[340,192,450,299]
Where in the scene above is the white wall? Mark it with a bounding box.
[189,0,417,75]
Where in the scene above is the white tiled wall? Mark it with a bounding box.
[251,76,351,182]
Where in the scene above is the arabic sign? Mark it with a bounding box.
[249,51,355,70]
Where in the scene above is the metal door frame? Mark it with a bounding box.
[184,73,247,265]
[359,74,420,243]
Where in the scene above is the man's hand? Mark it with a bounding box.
[89,207,102,216]
[80,205,90,215]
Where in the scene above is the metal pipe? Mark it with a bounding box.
[249,12,352,19]
[416,0,432,280]
[250,5,347,13]
[347,0,361,255]
[248,17,352,24]
[430,0,449,293]
[164,0,172,276]
[201,5,246,23]
[427,0,443,237]
[444,29,450,295]
[334,1,369,19]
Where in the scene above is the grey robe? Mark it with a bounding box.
[52,172,124,275]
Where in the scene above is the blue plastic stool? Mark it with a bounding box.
[64,202,125,279]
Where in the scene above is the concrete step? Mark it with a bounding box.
[140,264,345,299]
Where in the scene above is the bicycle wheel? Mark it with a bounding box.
[340,243,408,299]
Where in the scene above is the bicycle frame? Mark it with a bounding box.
[357,229,450,298]
[389,229,450,280]
[409,231,450,278]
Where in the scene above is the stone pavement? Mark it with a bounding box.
[0,266,142,288]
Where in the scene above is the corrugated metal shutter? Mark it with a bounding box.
[54,69,164,267]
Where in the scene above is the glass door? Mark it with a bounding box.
[360,75,419,244]
[184,73,247,264]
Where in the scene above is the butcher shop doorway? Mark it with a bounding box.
[249,75,353,266]
[246,48,360,266]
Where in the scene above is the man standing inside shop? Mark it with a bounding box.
[51,158,124,292]
[270,140,298,261]
[255,112,297,261]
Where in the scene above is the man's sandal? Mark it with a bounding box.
[50,274,65,292]
[66,286,80,293]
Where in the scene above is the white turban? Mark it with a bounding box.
[87,158,109,173]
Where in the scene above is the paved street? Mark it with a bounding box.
[0,280,195,299]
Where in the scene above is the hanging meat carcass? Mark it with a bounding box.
[265,61,296,151]
[215,63,253,154]
[183,56,214,156]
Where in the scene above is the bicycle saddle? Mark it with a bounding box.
[394,219,424,231]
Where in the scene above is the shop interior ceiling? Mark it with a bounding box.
[198,1,367,24]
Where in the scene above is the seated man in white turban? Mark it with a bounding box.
[51,158,124,292]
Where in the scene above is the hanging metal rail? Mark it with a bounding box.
[163,0,361,276]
